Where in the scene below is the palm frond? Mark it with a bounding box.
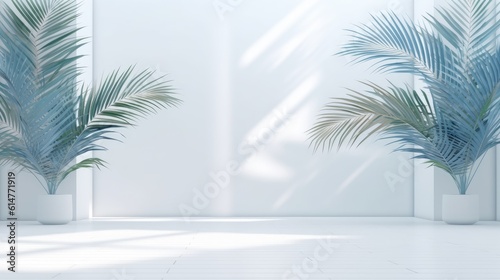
[59,157,106,185]
[49,67,181,189]
[308,83,435,152]
[311,0,500,194]
[340,12,456,81]
[79,67,180,129]
[0,0,181,194]
[428,0,500,57]
[9,0,83,83]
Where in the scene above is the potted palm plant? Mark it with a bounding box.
[0,0,180,224]
[309,0,500,224]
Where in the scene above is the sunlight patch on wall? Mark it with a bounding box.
[270,17,330,69]
[239,0,319,67]
[238,153,293,181]
[242,73,320,142]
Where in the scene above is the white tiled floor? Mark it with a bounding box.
[0,218,499,279]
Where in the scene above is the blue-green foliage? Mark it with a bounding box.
[0,0,180,194]
[309,0,500,194]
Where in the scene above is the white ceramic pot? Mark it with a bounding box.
[37,194,73,225]
[442,194,479,225]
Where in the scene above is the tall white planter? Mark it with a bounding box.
[37,195,73,225]
[442,194,479,225]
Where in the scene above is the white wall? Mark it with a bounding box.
[75,0,94,220]
[92,0,416,217]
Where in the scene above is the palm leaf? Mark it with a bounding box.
[309,83,434,151]
[428,0,500,58]
[0,0,181,194]
[339,12,456,81]
[310,0,500,194]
